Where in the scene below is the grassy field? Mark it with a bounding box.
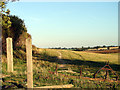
[2,47,120,88]
[36,48,119,63]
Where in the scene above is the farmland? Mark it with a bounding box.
[2,47,120,88]
[86,49,120,54]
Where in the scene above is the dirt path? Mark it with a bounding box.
[56,51,77,73]
[57,51,62,59]
[56,51,68,69]
[56,51,65,65]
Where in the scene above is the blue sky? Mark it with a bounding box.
[7,2,118,48]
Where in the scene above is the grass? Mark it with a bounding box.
[2,48,120,88]
[38,49,119,64]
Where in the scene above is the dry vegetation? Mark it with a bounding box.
[2,47,120,88]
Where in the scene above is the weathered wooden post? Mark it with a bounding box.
[55,65,58,74]
[0,25,2,89]
[26,38,33,88]
[80,67,82,78]
[105,70,109,80]
[6,37,13,72]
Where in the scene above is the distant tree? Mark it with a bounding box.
[94,46,100,50]
[107,47,110,50]
[103,45,106,48]
[88,46,90,49]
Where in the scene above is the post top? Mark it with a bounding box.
[7,37,12,38]
[6,37,12,40]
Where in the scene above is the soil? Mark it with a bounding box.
[85,49,120,54]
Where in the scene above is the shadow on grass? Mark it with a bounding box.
[33,53,120,72]
[2,82,24,89]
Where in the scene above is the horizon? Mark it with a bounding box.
[38,45,119,49]
[7,2,118,48]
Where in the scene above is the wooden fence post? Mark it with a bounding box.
[26,38,33,88]
[80,67,82,78]
[0,25,2,89]
[6,37,13,72]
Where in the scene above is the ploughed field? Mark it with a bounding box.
[2,47,120,88]
[85,49,120,54]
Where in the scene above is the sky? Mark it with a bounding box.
[7,1,118,48]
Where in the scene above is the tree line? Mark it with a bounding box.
[49,45,120,51]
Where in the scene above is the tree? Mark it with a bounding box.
[1,1,12,52]
[0,0,19,31]
[1,0,28,52]
[94,46,100,50]
[103,45,106,48]
[9,15,27,48]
